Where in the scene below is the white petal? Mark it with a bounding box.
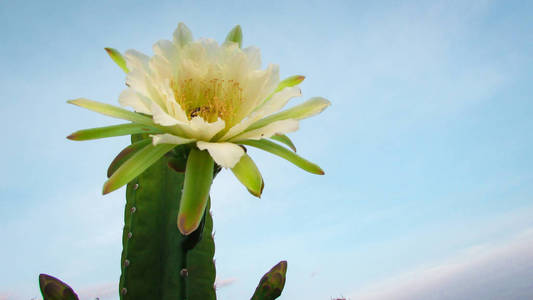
[182,117,225,141]
[167,100,189,123]
[124,50,150,72]
[173,22,193,48]
[153,39,177,61]
[200,38,220,59]
[254,86,301,117]
[151,102,180,126]
[151,133,192,145]
[154,81,188,123]
[243,46,261,69]
[149,55,172,80]
[125,69,151,97]
[238,64,280,116]
[179,57,208,78]
[157,84,188,123]
[197,141,245,168]
[150,43,175,78]
[231,119,299,142]
[118,89,152,114]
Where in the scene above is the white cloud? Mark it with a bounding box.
[349,229,533,300]
[215,277,238,289]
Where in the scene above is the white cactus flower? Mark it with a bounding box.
[68,23,330,235]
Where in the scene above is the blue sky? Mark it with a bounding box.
[1,0,532,299]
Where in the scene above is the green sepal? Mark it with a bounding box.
[270,134,296,152]
[107,138,151,178]
[178,148,214,235]
[254,75,305,111]
[103,143,176,194]
[225,25,243,48]
[105,47,129,73]
[174,22,193,48]
[67,98,156,127]
[67,123,160,141]
[247,97,331,132]
[274,75,305,94]
[239,139,324,175]
[251,261,288,300]
[67,98,187,137]
[231,153,264,197]
[39,274,79,300]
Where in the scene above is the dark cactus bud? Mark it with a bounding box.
[39,274,79,300]
[251,261,288,300]
[168,145,191,173]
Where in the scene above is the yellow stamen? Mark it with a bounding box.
[171,78,244,126]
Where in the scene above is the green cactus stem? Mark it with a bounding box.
[118,135,216,300]
[185,199,216,300]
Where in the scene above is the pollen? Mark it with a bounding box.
[171,78,244,125]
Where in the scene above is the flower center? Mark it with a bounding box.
[172,78,244,125]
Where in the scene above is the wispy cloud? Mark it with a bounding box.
[349,229,533,300]
[77,282,117,300]
[0,293,12,300]
[215,277,238,289]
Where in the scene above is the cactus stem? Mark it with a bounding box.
[182,251,188,300]
[119,138,216,299]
